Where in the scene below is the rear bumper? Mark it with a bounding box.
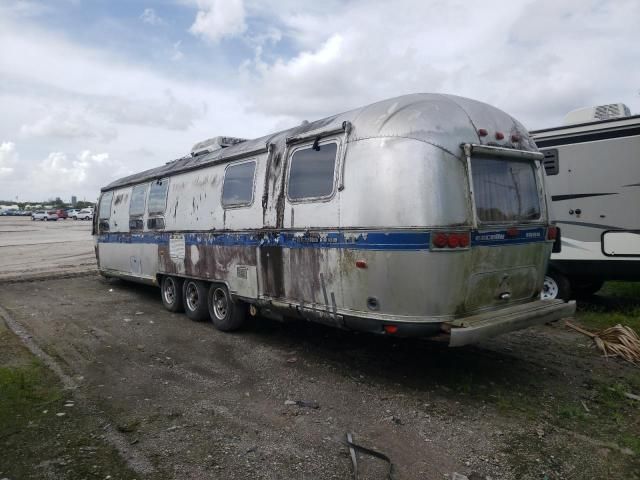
[447,299,576,347]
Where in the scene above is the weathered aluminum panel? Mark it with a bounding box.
[340,248,470,318]
[339,138,471,228]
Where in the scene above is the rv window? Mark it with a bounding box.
[98,191,113,220]
[542,149,559,176]
[222,161,256,207]
[147,179,169,215]
[472,158,541,223]
[288,142,337,200]
[129,184,147,217]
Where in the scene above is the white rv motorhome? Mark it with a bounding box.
[94,93,574,346]
[532,104,640,300]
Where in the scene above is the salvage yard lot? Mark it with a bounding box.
[0,217,639,479]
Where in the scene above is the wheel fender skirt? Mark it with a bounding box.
[446,299,576,347]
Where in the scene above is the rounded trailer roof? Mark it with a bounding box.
[103,93,536,191]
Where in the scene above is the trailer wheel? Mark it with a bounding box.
[541,271,571,301]
[161,276,184,313]
[208,284,246,332]
[182,279,210,321]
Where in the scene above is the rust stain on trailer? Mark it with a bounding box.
[260,246,284,298]
[287,247,326,303]
[188,244,257,280]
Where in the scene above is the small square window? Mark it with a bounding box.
[288,142,337,201]
[222,161,256,207]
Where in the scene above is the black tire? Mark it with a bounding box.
[160,276,184,313]
[207,284,246,332]
[571,279,604,298]
[541,270,571,301]
[182,279,210,321]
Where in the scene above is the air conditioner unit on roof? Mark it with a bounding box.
[563,103,631,125]
[191,136,247,157]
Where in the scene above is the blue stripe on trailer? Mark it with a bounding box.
[471,227,547,246]
[98,227,548,250]
[98,230,432,251]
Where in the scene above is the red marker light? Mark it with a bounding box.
[458,233,470,248]
[355,260,367,269]
[447,234,460,248]
[547,226,558,241]
[434,233,448,248]
[495,132,505,140]
[506,227,519,238]
[478,128,488,137]
[384,325,398,334]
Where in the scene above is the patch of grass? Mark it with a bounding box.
[0,320,142,479]
[599,281,640,298]
[556,402,588,422]
[576,281,640,331]
[0,361,62,436]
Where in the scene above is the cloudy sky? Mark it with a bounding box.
[1,0,638,202]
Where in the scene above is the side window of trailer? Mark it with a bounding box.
[98,191,113,233]
[147,178,169,230]
[129,184,147,230]
[222,160,256,208]
[287,142,338,201]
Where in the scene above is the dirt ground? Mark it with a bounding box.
[0,216,95,282]
[0,217,639,480]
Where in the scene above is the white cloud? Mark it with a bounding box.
[0,16,276,201]
[189,0,246,43]
[243,0,640,128]
[2,0,640,202]
[140,7,164,26]
[0,142,18,178]
[36,150,129,196]
[20,110,118,142]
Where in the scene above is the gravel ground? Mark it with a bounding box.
[0,216,638,479]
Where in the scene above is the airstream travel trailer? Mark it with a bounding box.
[532,104,640,300]
[95,93,574,346]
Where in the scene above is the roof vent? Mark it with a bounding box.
[191,136,247,157]
[563,103,631,125]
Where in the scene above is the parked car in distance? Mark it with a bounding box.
[56,209,68,219]
[67,209,80,218]
[32,210,58,221]
[74,208,94,220]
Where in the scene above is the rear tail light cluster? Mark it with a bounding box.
[547,225,558,241]
[432,231,471,250]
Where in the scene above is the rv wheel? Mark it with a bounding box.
[208,284,246,332]
[182,279,210,321]
[541,271,571,301]
[161,276,184,313]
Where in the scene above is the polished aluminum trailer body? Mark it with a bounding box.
[95,93,574,345]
